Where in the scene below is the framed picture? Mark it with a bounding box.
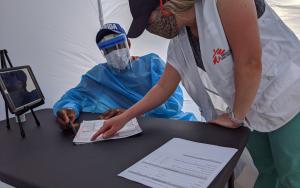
[0,65,44,115]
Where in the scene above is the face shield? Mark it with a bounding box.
[98,34,131,71]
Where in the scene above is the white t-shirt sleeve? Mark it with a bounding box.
[166,38,186,77]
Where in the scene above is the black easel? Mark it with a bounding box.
[0,49,13,130]
[0,49,40,138]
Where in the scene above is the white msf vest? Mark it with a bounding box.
[167,0,300,132]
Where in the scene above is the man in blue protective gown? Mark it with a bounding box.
[53,23,196,129]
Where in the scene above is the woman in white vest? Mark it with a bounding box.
[92,0,300,187]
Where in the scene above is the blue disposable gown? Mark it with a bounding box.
[53,53,196,121]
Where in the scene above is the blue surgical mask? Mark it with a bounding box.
[105,48,131,71]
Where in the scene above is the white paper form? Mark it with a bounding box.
[73,118,142,144]
[119,138,237,188]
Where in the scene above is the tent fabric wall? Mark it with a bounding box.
[268,0,300,39]
[0,0,299,121]
[0,0,103,120]
[0,0,171,120]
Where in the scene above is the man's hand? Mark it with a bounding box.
[56,109,76,130]
[97,108,126,120]
[209,113,241,129]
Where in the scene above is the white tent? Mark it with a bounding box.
[0,0,299,121]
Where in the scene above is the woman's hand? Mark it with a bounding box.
[91,114,129,141]
[209,113,241,129]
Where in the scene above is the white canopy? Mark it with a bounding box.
[0,0,299,120]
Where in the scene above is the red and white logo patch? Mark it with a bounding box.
[213,48,231,64]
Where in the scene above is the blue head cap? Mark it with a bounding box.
[96,23,126,43]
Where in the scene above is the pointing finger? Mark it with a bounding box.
[91,123,111,141]
[102,127,118,138]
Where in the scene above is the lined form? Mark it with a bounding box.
[73,118,142,144]
[119,138,237,188]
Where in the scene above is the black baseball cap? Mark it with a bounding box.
[127,0,160,38]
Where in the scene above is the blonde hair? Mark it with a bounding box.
[164,0,195,15]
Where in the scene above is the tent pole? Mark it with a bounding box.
[97,0,104,27]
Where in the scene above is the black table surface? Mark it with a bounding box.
[0,109,250,188]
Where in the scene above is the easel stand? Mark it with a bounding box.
[1,50,13,131]
[1,49,41,138]
[16,109,40,138]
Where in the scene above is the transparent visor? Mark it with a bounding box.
[98,34,129,56]
[101,42,129,56]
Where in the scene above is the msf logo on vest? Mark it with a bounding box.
[213,48,231,64]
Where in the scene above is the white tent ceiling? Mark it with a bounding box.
[0,0,299,120]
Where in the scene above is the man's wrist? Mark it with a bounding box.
[62,107,79,118]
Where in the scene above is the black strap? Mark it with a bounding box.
[255,0,266,18]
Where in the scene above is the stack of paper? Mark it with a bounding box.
[73,118,142,144]
[119,138,237,188]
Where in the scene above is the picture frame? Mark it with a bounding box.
[0,65,45,115]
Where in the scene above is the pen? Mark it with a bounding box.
[69,122,77,134]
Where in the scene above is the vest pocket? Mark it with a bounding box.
[255,63,300,113]
[256,40,281,96]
